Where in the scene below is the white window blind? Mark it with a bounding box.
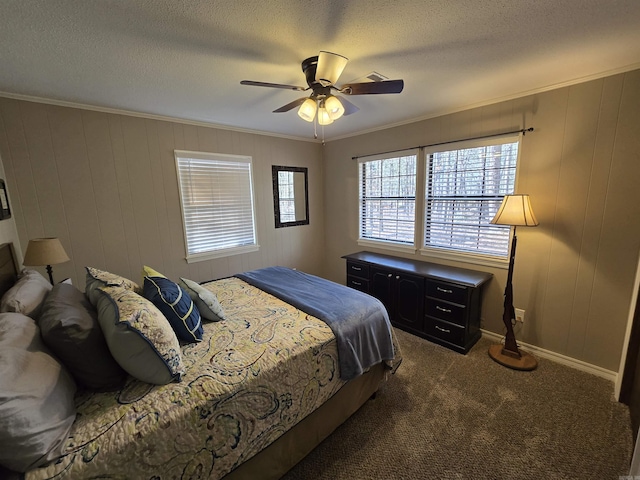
[175,150,258,262]
[424,137,519,258]
[358,151,418,246]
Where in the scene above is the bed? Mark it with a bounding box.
[0,243,401,479]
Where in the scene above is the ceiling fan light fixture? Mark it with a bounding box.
[297,98,317,122]
[325,95,345,120]
[317,107,333,125]
[240,50,404,134]
[316,51,348,86]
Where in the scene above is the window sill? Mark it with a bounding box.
[357,239,417,254]
[355,240,509,269]
[186,244,260,263]
[419,247,508,269]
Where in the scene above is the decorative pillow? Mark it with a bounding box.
[0,312,76,472]
[179,277,226,322]
[85,267,140,307]
[95,285,184,385]
[38,283,126,390]
[143,267,203,343]
[0,269,52,319]
[142,265,164,279]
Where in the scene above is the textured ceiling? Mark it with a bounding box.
[1,0,640,141]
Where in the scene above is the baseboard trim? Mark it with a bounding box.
[481,330,617,383]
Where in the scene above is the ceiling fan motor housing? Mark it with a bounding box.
[302,56,319,88]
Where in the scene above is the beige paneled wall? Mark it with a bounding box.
[1,70,638,372]
[0,99,325,286]
[322,69,640,372]
[0,151,20,260]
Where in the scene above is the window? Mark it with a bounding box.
[423,137,519,259]
[356,136,521,265]
[175,150,258,262]
[358,150,418,248]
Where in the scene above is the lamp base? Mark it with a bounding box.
[488,344,538,371]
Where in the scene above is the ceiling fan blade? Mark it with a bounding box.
[340,79,404,95]
[316,51,348,86]
[334,95,359,116]
[240,80,307,91]
[273,97,309,113]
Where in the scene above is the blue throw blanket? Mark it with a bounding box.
[236,266,395,380]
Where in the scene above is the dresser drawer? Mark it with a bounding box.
[425,299,466,326]
[346,275,369,292]
[426,280,468,305]
[426,317,465,346]
[347,261,369,279]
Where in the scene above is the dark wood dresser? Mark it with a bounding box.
[342,251,493,354]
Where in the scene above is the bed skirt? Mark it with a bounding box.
[223,362,386,479]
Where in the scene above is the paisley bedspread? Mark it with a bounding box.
[25,277,381,480]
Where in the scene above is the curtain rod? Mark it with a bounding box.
[350,127,534,160]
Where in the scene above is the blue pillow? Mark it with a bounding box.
[142,275,203,343]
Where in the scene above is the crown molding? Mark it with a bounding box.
[0,91,320,144]
[2,62,639,145]
[327,62,640,142]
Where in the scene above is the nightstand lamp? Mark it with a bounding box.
[23,237,70,285]
[489,194,539,371]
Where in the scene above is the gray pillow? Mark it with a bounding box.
[0,269,52,319]
[179,277,226,322]
[95,285,185,385]
[0,312,76,472]
[39,283,126,390]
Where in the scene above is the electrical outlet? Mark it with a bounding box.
[515,308,525,323]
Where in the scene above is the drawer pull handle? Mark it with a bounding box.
[437,287,453,294]
[436,306,452,313]
[352,281,362,286]
[387,274,393,278]
[396,275,400,280]
[435,325,451,334]
[351,266,362,271]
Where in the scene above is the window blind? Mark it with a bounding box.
[358,151,418,245]
[424,140,518,257]
[175,151,257,260]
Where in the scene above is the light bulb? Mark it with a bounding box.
[317,107,333,125]
[324,95,345,120]
[297,98,317,122]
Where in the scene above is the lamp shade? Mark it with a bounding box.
[316,51,348,86]
[317,107,333,125]
[490,194,539,226]
[297,98,317,122]
[23,238,70,267]
[324,95,345,120]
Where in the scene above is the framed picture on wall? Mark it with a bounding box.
[0,179,11,220]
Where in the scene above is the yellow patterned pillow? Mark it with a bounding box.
[95,285,184,385]
[85,267,140,307]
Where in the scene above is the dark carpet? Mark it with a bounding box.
[282,329,633,480]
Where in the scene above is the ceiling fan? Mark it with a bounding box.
[240,51,404,126]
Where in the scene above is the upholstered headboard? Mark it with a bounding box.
[0,243,18,298]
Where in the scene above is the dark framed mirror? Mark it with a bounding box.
[272,165,309,228]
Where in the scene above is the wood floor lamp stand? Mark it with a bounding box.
[488,231,538,371]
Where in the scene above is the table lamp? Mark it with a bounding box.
[23,237,70,284]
